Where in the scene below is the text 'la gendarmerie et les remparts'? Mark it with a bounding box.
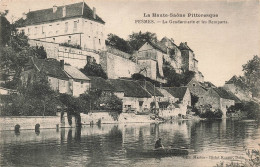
[135,13,228,24]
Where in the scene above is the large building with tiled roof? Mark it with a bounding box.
[20,57,90,97]
[137,40,167,82]
[17,2,105,51]
[223,75,252,101]
[108,79,155,113]
[199,87,242,118]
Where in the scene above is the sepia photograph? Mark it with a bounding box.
[0,0,259,166]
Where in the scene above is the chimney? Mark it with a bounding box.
[22,12,27,20]
[53,5,57,13]
[60,60,64,69]
[62,6,66,17]
[93,7,96,19]
[185,42,187,45]
[170,38,174,43]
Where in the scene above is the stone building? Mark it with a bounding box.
[161,37,182,74]
[108,79,154,113]
[179,42,204,82]
[20,57,90,97]
[199,87,240,118]
[186,78,207,99]
[17,2,105,51]
[99,46,139,79]
[223,75,252,101]
[137,40,167,83]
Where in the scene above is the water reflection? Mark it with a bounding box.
[0,120,259,167]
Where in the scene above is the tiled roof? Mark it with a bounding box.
[199,81,216,89]
[87,76,113,91]
[32,57,69,80]
[64,65,90,81]
[213,87,240,102]
[226,91,241,103]
[147,40,167,54]
[136,80,164,97]
[179,42,193,52]
[163,87,188,100]
[18,2,104,26]
[225,75,243,85]
[108,79,152,98]
[157,88,174,98]
[161,37,179,48]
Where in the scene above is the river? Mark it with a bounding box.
[0,119,259,167]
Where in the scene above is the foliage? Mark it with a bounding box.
[128,31,158,51]
[0,11,11,47]
[80,90,122,114]
[80,61,107,79]
[199,104,223,119]
[105,31,158,54]
[105,33,133,53]
[162,63,195,87]
[242,55,260,98]
[191,93,199,107]
[162,63,182,87]
[131,73,161,87]
[227,101,259,119]
[243,101,260,119]
[60,42,81,49]
[33,45,47,59]
[0,73,60,116]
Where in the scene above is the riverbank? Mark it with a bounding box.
[1,112,245,131]
[0,112,163,131]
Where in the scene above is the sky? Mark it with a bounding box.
[0,0,259,86]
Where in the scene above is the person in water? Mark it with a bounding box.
[155,138,164,149]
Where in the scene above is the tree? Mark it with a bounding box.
[162,63,182,87]
[0,11,11,47]
[0,73,60,116]
[128,31,158,51]
[191,93,199,107]
[242,55,260,97]
[105,33,133,53]
[80,62,107,79]
[34,45,47,59]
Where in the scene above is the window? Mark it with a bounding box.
[73,21,77,32]
[42,26,44,34]
[193,83,196,87]
[99,39,101,45]
[28,28,30,35]
[53,38,55,42]
[65,22,68,33]
[81,81,84,88]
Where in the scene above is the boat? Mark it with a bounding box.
[126,147,189,157]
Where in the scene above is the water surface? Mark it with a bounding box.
[0,119,259,167]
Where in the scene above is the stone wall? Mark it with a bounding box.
[0,116,60,131]
[100,52,138,79]
[0,113,75,131]
[29,39,100,69]
[187,79,207,98]
[81,112,154,124]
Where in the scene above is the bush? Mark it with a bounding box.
[199,107,223,119]
[227,101,260,119]
[80,62,107,79]
[60,42,81,49]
